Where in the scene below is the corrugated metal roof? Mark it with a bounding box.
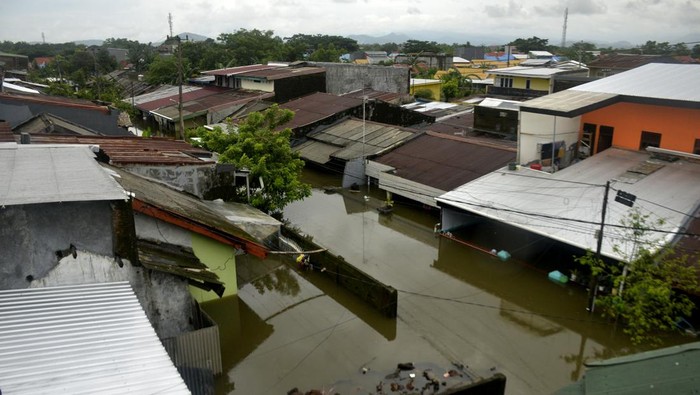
[135,86,228,112]
[587,53,680,70]
[437,148,700,261]
[201,64,276,77]
[0,144,126,206]
[302,118,418,162]
[235,66,325,81]
[522,63,700,116]
[341,89,404,104]
[0,282,190,395]
[485,66,571,77]
[555,342,700,394]
[20,134,214,165]
[151,90,274,121]
[478,98,522,110]
[374,131,516,192]
[107,165,276,257]
[279,92,363,131]
[570,63,700,102]
[0,121,13,142]
[520,90,619,116]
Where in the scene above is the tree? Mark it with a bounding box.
[218,29,283,66]
[309,43,343,62]
[190,105,311,215]
[576,208,699,345]
[402,40,442,54]
[144,54,188,85]
[509,36,550,53]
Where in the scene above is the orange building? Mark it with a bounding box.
[516,63,700,167]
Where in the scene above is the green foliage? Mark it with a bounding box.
[218,29,283,66]
[413,88,433,100]
[559,41,598,64]
[402,39,442,54]
[441,79,459,101]
[509,36,551,53]
[190,105,311,214]
[576,209,699,345]
[309,43,343,62]
[145,55,180,85]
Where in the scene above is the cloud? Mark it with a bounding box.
[625,0,661,10]
[567,0,607,14]
[407,7,421,15]
[484,0,527,18]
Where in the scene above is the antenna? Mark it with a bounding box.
[561,7,568,48]
[168,12,173,38]
[41,32,45,44]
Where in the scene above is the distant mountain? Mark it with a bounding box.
[349,31,513,47]
[349,32,410,45]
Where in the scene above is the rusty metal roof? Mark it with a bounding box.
[134,85,229,112]
[0,121,13,142]
[107,165,276,258]
[280,92,363,130]
[201,64,276,77]
[235,66,325,81]
[375,131,516,191]
[17,134,214,165]
[151,90,275,121]
[299,118,419,163]
[341,89,405,104]
[587,53,680,70]
[0,92,111,113]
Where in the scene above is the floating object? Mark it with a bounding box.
[496,250,510,261]
[548,270,569,284]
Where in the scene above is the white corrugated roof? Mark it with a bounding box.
[478,98,522,110]
[437,148,700,261]
[485,66,570,77]
[0,282,190,395]
[0,144,126,206]
[570,63,700,102]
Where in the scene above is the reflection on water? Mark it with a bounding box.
[251,265,301,297]
[205,167,695,394]
[202,295,273,394]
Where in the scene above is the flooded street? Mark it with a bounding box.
[205,168,690,395]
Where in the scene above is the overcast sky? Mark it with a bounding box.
[1,0,699,46]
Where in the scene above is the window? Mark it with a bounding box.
[499,77,513,88]
[525,79,531,90]
[694,139,700,155]
[639,131,662,150]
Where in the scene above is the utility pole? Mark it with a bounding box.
[177,35,185,140]
[587,180,610,313]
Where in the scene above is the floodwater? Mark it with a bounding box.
[203,168,692,395]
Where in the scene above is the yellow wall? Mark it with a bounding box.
[410,81,442,101]
[190,233,239,302]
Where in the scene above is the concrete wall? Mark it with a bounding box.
[123,164,216,198]
[309,62,409,95]
[518,112,580,165]
[241,79,274,92]
[30,249,196,339]
[0,201,115,290]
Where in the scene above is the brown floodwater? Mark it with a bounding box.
[203,168,693,395]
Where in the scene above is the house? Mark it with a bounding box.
[32,56,54,69]
[366,131,516,208]
[409,78,442,101]
[485,66,587,98]
[202,63,326,103]
[394,52,453,70]
[586,53,680,78]
[107,165,281,301]
[0,92,131,136]
[0,51,29,79]
[528,50,554,59]
[351,51,391,65]
[516,63,700,166]
[436,63,700,267]
[131,84,273,136]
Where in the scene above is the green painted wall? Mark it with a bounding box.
[190,233,239,302]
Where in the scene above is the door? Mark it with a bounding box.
[596,125,614,154]
[639,131,662,150]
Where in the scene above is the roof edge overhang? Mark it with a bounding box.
[132,199,268,259]
[435,198,624,261]
[521,93,700,117]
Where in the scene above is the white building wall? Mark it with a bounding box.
[240,79,274,92]
[518,112,580,165]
